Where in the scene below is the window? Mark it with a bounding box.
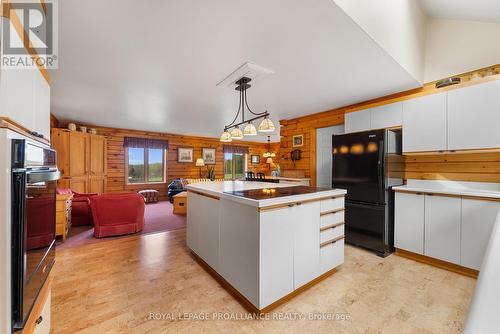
[126,147,166,184]
[224,153,246,179]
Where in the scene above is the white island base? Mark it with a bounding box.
[186,181,346,312]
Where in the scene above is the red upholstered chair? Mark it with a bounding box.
[90,193,145,238]
[56,188,99,226]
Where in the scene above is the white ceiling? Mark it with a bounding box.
[51,0,421,142]
[420,0,500,23]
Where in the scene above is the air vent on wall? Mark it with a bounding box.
[217,62,275,89]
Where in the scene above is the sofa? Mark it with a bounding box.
[56,188,98,226]
[90,193,145,238]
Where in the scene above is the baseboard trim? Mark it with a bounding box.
[395,248,479,279]
[190,251,338,314]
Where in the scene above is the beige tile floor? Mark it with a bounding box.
[51,229,475,334]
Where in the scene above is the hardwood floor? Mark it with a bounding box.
[51,229,475,334]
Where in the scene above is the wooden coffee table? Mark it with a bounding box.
[173,191,187,215]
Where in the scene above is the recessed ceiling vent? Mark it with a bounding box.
[217,62,275,89]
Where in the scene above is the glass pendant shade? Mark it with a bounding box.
[258,117,275,132]
[230,127,244,140]
[263,152,270,158]
[220,130,232,142]
[243,123,257,136]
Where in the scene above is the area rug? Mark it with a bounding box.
[57,201,186,250]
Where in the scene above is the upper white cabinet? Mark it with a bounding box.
[394,192,425,254]
[402,93,447,153]
[461,199,500,270]
[345,102,402,134]
[370,102,402,130]
[424,195,461,264]
[345,109,371,133]
[0,16,51,141]
[0,68,36,131]
[448,80,500,150]
[33,72,51,139]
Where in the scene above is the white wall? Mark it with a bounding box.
[333,0,427,84]
[424,18,500,82]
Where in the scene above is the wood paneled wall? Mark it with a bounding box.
[52,124,277,201]
[405,153,500,183]
[279,64,500,186]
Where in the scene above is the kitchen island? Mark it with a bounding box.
[186,181,346,312]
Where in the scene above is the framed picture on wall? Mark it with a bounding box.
[177,147,194,163]
[202,148,216,164]
[251,155,260,164]
[293,134,304,147]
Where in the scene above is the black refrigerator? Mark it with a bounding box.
[332,129,402,257]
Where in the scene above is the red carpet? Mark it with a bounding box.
[57,201,186,250]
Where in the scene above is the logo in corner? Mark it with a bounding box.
[1,0,58,69]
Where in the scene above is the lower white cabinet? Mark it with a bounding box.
[395,191,499,271]
[461,199,500,270]
[394,192,425,254]
[292,202,320,288]
[424,195,461,264]
[320,239,344,275]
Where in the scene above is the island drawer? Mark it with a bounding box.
[320,210,344,229]
[320,224,344,243]
[320,238,344,274]
[320,197,344,213]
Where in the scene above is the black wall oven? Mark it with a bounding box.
[11,140,59,331]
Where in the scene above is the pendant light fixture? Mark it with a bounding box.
[262,136,276,158]
[220,76,276,141]
[220,130,232,142]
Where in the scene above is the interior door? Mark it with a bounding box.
[316,125,344,188]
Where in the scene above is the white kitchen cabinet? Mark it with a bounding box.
[33,71,51,139]
[448,80,500,150]
[186,192,203,254]
[461,199,500,270]
[344,109,371,133]
[402,92,447,153]
[320,238,344,274]
[292,201,320,288]
[197,195,221,271]
[259,205,294,308]
[394,192,425,254]
[0,67,51,140]
[0,68,36,130]
[424,195,461,264]
[370,102,402,130]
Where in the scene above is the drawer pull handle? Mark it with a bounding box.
[320,208,344,216]
[35,316,43,325]
[320,236,344,248]
[320,222,345,232]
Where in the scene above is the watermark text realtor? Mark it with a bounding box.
[1,0,58,69]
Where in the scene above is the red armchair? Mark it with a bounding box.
[90,193,145,238]
[57,188,99,226]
